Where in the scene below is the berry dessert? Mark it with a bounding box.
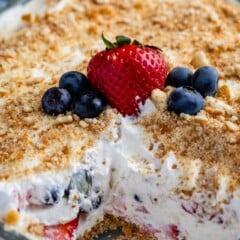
[0,0,240,240]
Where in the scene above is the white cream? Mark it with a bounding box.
[0,0,70,39]
[0,0,46,38]
[0,188,19,219]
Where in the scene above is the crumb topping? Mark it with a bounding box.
[139,108,239,185]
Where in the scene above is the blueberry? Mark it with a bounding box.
[43,188,62,205]
[51,189,60,203]
[29,186,63,206]
[78,196,101,213]
[59,71,89,97]
[72,90,106,119]
[191,66,219,97]
[165,67,193,87]
[134,194,143,203]
[91,196,101,210]
[42,87,72,115]
[167,86,204,115]
[67,169,92,196]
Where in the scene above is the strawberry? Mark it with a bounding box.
[166,224,180,240]
[43,218,78,240]
[87,34,168,116]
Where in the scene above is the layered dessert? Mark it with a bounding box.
[0,0,240,239]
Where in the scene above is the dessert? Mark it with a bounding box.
[0,0,240,239]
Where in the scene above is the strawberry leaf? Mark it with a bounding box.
[132,39,142,46]
[115,35,131,46]
[102,33,116,50]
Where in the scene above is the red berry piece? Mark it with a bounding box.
[167,224,180,240]
[43,218,78,240]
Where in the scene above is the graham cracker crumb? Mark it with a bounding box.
[27,223,44,237]
[190,51,210,68]
[21,13,36,24]
[192,115,208,124]
[218,85,232,101]
[54,114,74,125]
[3,210,20,225]
[235,64,240,77]
[225,121,240,132]
[151,89,167,111]
[204,106,225,116]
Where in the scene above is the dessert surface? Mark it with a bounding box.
[0,0,240,239]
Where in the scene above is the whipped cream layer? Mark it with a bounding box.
[1,100,240,240]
